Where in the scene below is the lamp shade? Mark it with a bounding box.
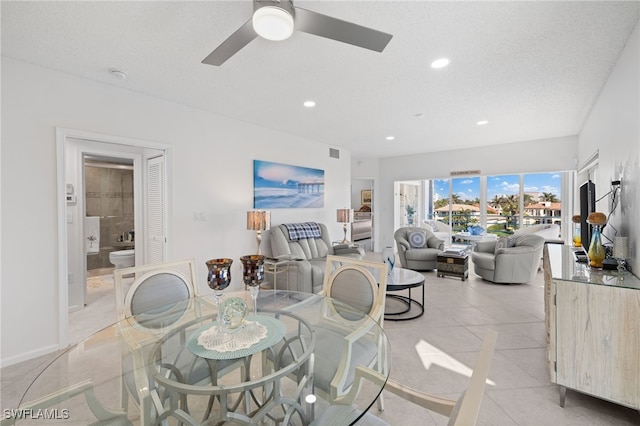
[336,208,353,223]
[247,210,271,231]
[252,5,294,41]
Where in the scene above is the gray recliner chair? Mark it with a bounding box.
[471,234,545,284]
[263,222,364,294]
[394,227,444,271]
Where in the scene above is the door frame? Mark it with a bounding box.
[56,128,172,348]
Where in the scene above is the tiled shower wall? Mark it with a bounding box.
[85,166,134,270]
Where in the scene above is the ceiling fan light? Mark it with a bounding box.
[253,6,294,41]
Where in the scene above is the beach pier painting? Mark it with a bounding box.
[253,160,324,208]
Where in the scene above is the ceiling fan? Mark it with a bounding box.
[202,0,393,66]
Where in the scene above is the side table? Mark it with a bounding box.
[264,258,290,291]
[437,252,469,281]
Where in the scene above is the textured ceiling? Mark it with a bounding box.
[2,1,639,158]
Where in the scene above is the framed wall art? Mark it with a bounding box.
[361,189,372,205]
[253,160,324,208]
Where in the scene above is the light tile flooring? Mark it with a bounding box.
[2,259,639,425]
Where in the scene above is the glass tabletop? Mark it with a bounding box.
[10,290,390,425]
[547,244,640,290]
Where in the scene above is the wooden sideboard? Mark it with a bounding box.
[544,244,640,411]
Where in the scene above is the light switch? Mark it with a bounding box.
[193,211,208,221]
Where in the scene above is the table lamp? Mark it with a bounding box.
[336,208,353,245]
[247,210,271,254]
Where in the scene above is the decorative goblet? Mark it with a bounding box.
[206,258,233,325]
[240,255,265,317]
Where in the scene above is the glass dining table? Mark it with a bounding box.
[7,290,390,425]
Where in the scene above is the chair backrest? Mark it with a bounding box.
[394,226,436,244]
[113,259,198,321]
[447,329,497,425]
[322,255,388,324]
[317,329,498,426]
[512,233,546,249]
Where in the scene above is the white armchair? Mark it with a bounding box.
[472,234,545,284]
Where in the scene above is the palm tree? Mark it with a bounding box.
[501,194,519,229]
[523,194,534,206]
[541,192,559,202]
[490,195,503,208]
[434,198,449,209]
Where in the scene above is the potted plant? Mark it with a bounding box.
[405,204,416,225]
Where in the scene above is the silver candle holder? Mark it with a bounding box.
[613,236,629,274]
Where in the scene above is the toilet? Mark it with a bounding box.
[109,249,135,269]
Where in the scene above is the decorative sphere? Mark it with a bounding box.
[219,297,248,332]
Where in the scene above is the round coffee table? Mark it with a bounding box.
[384,267,425,321]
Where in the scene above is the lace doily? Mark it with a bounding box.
[187,315,286,360]
[198,321,267,352]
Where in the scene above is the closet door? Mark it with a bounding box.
[146,155,166,263]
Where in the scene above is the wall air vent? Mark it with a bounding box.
[450,170,481,177]
[329,148,340,159]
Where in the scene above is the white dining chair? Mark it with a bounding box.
[312,329,498,425]
[113,258,200,322]
[113,258,240,425]
[315,255,389,406]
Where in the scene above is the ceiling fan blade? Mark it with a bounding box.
[202,19,258,66]
[294,7,392,52]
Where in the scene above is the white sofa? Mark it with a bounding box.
[423,220,452,245]
[513,223,561,242]
[261,222,364,294]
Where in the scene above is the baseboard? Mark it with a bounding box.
[0,343,60,369]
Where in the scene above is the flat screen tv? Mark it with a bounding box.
[580,180,595,253]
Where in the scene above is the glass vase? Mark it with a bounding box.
[382,246,395,275]
[587,225,605,269]
[572,222,582,248]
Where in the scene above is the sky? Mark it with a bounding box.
[254,160,324,188]
[434,172,562,202]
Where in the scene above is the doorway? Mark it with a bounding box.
[351,178,374,251]
[56,128,171,348]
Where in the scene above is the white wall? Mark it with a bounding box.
[0,58,352,366]
[579,20,640,273]
[350,179,372,211]
[375,136,579,248]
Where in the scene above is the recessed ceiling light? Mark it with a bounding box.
[108,68,127,80]
[476,120,489,125]
[303,100,316,108]
[386,136,395,141]
[431,58,450,69]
